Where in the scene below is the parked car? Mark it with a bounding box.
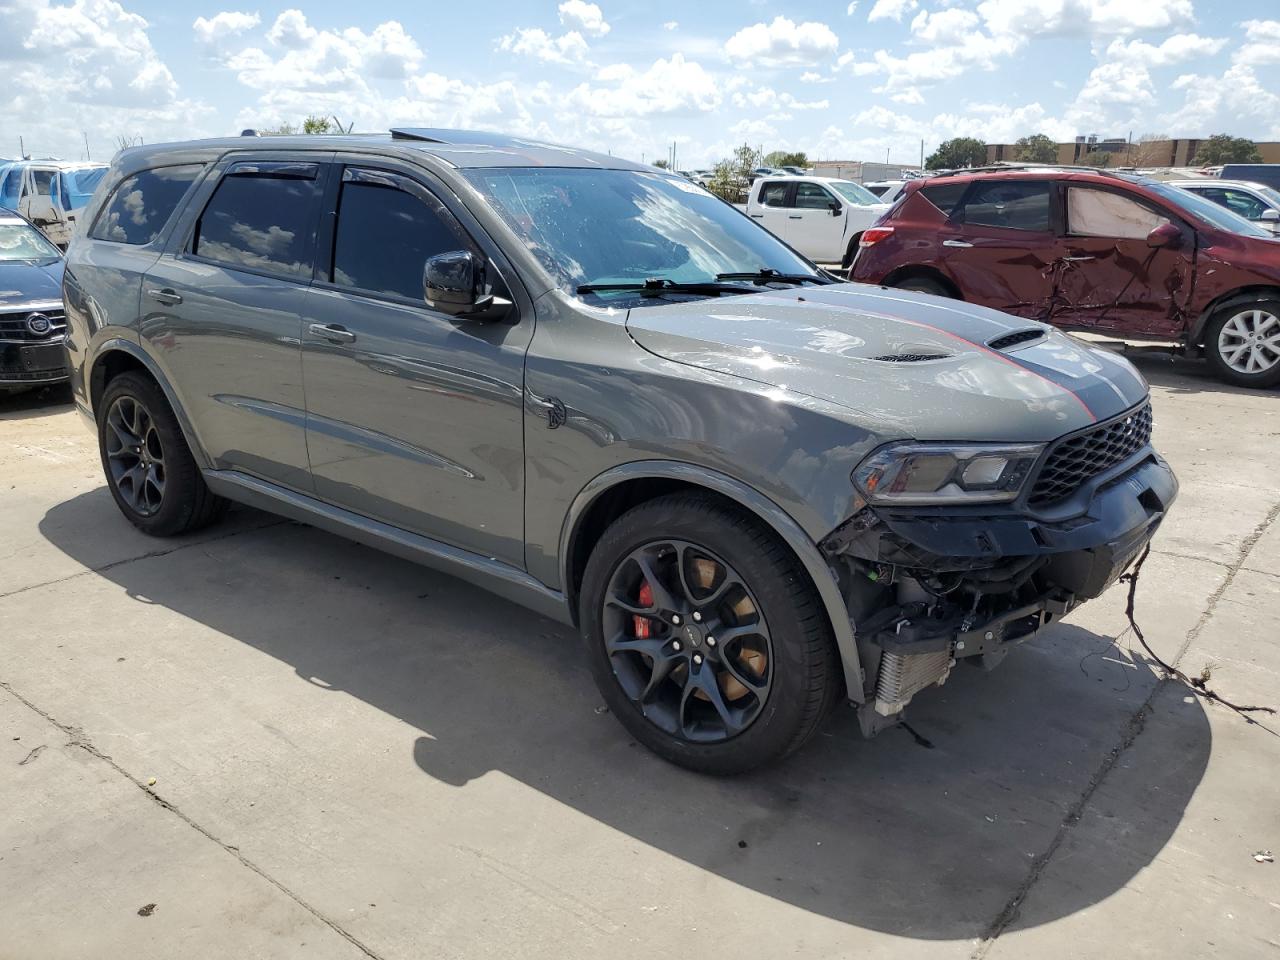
[864,179,909,204]
[65,130,1176,773]
[0,211,68,395]
[1219,164,1280,192]
[851,168,1280,387]
[747,175,890,266]
[0,159,109,247]
[1169,179,1280,235]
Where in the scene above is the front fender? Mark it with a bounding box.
[560,460,865,703]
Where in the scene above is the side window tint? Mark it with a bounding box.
[330,173,466,301]
[961,181,1051,231]
[760,182,788,207]
[794,182,833,209]
[919,182,968,217]
[90,165,204,245]
[1218,189,1266,220]
[1067,187,1167,240]
[193,165,321,277]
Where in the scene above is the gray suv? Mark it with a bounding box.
[63,130,1177,773]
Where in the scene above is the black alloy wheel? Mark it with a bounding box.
[104,394,167,517]
[602,539,773,742]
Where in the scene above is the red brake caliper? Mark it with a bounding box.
[633,581,654,638]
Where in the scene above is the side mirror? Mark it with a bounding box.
[829,199,843,216]
[1260,209,1280,223]
[1146,222,1182,249]
[423,250,512,321]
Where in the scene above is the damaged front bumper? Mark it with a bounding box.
[821,451,1178,735]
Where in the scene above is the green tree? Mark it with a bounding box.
[925,137,987,170]
[706,143,761,201]
[1079,151,1111,168]
[1194,134,1263,165]
[764,150,809,169]
[1013,134,1057,164]
[259,121,298,136]
[302,115,333,134]
[652,158,670,169]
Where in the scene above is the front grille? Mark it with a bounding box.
[1029,402,1153,507]
[988,328,1044,350]
[0,308,67,342]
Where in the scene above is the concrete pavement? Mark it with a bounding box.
[1,351,1277,959]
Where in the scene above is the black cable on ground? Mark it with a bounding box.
[1121,544,1276,726]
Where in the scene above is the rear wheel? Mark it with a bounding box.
[1204,301,1280,388]
[892,275,953,298]
[581,493,841,775]
[98,372,227,536]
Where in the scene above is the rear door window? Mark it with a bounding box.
[1200,188,1267,221]
[919,181,969,217]
[192,162,322,278]
[1066,187,1167,240]
[959,181,1051,231]
[90,164,205,245]
[759,181,789,207]
[328,168,469,302]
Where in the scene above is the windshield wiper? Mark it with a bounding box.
[714,269,827,286]
[576,277,759,297]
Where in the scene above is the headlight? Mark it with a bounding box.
[853,443,1044,505]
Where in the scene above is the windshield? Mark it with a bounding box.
[827,181,881,206]
[57,168,107,209]
[0,165,19,209]
[1254,185,1280,209]
[0,222,62,261]
[1150,182,1274,238]
[463,167,820,300]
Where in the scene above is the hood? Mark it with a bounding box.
[624,283,1148,443]
[0,260,64,308]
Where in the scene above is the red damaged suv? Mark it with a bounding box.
[850,168,1280,387]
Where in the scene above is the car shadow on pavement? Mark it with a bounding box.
[1121,347,1277,399]
[37,492,1210,942]
[0,384,74,420]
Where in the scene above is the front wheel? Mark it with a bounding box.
[580,493,841,775]
[1204,301,1280,388]
[892,275,953,298]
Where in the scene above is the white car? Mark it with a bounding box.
[864,180,910,204]
[745,175,890,267]
[0,159,108,247]
[1167,179,1280,235]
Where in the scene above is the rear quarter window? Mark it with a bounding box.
[919,181,968,217]
[90,164,205,245]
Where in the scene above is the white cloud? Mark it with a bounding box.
[868,0,918,24]
[1162,62,1280,140]
[558,0,610,38]
[846,2,859,14]
[567,52,721,116]
[1104,33,1226,67]
[725,16,839,66]
[975,0,1194,39]
[910,8,980,44]
[663,20,678,31]
[731,86,829,113]
[1236,19,1280,66]
[498,27,589,64]
[193,11,260,45]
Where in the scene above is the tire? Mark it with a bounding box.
[892,275,953,298]
[1203,300,1280,389]
[841,235,862,270]
[580,493,841,775]
[98,372,227,536]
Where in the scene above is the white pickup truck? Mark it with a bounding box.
[745,175,891,268]
[0,160,108,248]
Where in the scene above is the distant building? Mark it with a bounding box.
[810,161,922,183]
[986,137,1280,167]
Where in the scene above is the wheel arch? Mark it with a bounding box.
[882,264,962,298]
[1190,285,1280,346]
[88,340,212,470]
[559,461,864,703]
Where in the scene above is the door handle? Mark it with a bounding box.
[147,288,183,305]
[749,214,764,218]
[942,239,973,248]
[788,215,803,220]
[1063,255,1096,262]
[308,323,356,344]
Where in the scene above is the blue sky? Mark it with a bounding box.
[4,0,1278,167]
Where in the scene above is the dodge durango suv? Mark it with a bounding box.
[851,168,1280,388]
[64,130,1177,774]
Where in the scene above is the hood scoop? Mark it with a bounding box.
[988,328,1045,351]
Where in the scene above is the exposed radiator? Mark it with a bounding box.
[874,649,953,716]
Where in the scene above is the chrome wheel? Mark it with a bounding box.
[104,395,166,517]
[1217,308,1280,375]
[602,540,772,743]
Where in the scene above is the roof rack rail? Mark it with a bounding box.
[930,163,1132,180]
